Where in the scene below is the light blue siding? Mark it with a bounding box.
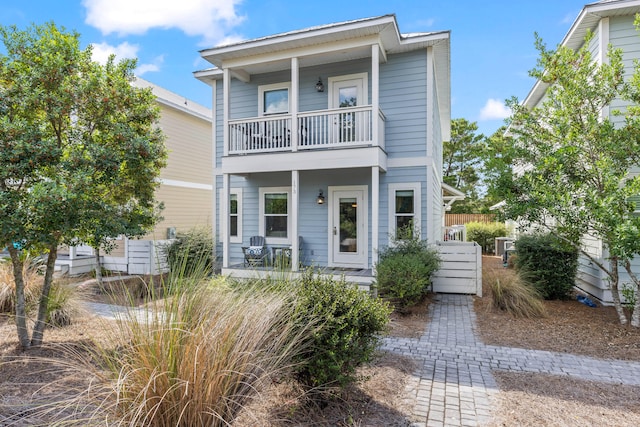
[213,48,439,269]
[380,51,428,158]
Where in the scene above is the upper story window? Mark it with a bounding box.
[259,82,291,116]
[388,183,421,241]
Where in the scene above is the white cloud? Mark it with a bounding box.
[83,0,245,46]
[91,41,139,64]
[136,55,165,75]
[479,98,511,121]
[91,42,163,75]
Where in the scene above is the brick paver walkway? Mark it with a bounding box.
[381,294,640,427]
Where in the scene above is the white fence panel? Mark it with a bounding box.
[433,241,482,296]
[128,240,170,275]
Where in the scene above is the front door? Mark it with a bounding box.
[329,186,368,268]
[329,73,367,143]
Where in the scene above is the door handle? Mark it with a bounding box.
[333,227,337,235]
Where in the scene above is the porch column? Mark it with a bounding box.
[69,245,77,260]
[371,44,380,147]
[290,57,299,152]
[291,170,300,271]
[371,166,380,269]
[222,173,230,268]
[223,68,230,157]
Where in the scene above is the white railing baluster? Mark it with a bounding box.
[227,106,384,154]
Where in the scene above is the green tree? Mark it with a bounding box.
[503,32,640,326]
[482,126,515,212]
[443,118,485,213]
[0,22,167,347]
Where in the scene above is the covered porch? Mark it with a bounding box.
[222,263,374,289]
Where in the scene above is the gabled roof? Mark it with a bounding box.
[524,0,640,108]
[133,77,212,121]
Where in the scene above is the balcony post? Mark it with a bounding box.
[222,173,230,268]
[291,57,299,152]
[371,44,380,147]
[223,68,230,157]
[291,170,299,271]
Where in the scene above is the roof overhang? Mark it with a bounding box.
[442,182,465,211]
[523,0,640,108]
[193,15,450,129]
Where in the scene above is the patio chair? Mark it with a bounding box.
[275,236,304,268]
[242,235,268,267]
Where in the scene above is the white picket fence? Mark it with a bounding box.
[432,241,482,296]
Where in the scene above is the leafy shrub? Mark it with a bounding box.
[514,233,579,300]
[466,221,508,254]
[485,269,546,318]
[292,271,391,389]
[374,233,440,310]
[622,283,637,310]
[164,227,214,277]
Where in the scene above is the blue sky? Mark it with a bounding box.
[1,0,591,137]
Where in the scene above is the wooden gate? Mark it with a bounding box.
[432,241,482,296]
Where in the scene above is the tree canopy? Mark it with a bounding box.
[501,32,640,326]
[443,118,486,213]
[0,22,167,347]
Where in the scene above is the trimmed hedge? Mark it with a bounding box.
[514,233,578,300]
[374,234,440,310]
[465,221,508,254]
[292,271,391,389]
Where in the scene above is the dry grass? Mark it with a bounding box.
[485,268,547,318]
[88,279,315,427]
[0,257,44,314]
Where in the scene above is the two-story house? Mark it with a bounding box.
[520,0,640,303]
[195,15,450,285]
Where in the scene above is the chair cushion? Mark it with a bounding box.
[246,246,263,256]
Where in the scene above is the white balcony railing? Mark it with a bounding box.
[227,106,384,155]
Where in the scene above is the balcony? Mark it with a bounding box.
[227,105,385,155]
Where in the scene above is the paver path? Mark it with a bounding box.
[381,294,640,427]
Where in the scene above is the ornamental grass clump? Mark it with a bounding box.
[486,269,547,318]
[95,273,311,426]
[0,256,84,327]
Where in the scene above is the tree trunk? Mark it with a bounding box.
[94,247,103,287]
[631,285,640,328]
[30,244,58,347]
[623,261,640,328]
[609,258,628,326]
[7,246,30,349]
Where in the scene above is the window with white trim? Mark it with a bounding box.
[226,188,242,244]
[259,187,291,244]
[258,82,291,116]
[388,183,421,241]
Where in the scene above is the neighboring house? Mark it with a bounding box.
[194,15,452,286]
[56,77,213,275]
[520,0,640,303]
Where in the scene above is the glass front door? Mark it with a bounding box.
[330,187,367,267]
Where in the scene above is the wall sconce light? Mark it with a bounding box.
[315,77,324,92]
[316,189,325,205]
